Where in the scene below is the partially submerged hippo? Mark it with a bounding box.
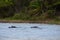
[31,26,38,28]
[31,26,42,29]
[9,26,17,28]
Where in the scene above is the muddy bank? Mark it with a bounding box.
[0,20,60,24]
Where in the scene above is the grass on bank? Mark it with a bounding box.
[0,13,60,24]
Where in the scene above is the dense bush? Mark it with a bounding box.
[0,0,60,20]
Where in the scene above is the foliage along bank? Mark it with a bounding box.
[0,0,60,21]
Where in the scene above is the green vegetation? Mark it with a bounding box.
[0,0,13,7]
[0,0,60,23]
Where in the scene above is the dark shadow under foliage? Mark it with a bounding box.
[52,4,60,16]
[0,5,15,18]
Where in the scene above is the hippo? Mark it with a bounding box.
[8,26,17,28]
[31,26,42,29]
[31,26,38,28]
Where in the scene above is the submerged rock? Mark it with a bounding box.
[9,26,17,28]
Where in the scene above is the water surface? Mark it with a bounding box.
[0,23,60,40]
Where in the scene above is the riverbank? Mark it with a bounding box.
[0,20,60,25]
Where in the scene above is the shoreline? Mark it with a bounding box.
[0,20,60,25]
[0,20,49,23]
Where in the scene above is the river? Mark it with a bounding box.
[0,23,60,40]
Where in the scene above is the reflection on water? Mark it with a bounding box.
[0,23,60,40]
